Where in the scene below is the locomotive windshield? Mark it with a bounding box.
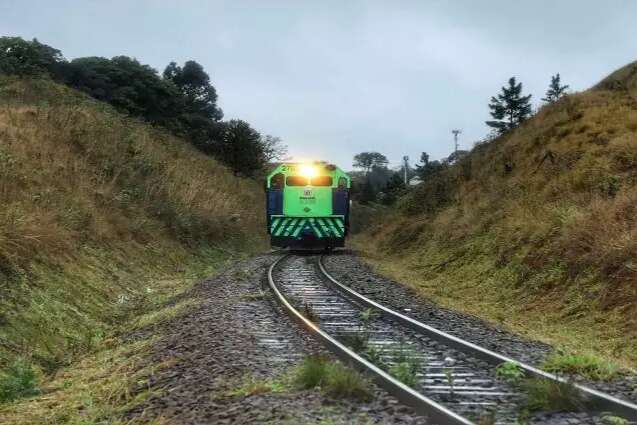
[285,175,333,187]
[286,176,308,186]
[310,176,332,186]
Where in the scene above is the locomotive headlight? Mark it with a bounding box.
[299,164,318,178]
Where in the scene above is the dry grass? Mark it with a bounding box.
[0,76,266,383]
[357,63,637,368]
[0,322,173,425]
[0,77,264,274]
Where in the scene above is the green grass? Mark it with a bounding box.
[363,345,386,369]
[387,345,421,387]
[496,362,525,384]
[341,333,369,352]
[601,415,629,425]
[294,355,371,400]
[295,355,330,389]
[229,375,286,397]
[340,309,380,354]
[389,361,419,387]
[0,247,233,424]
[322,362,371,400]
[0,359,40,403]
[1,328,160,424]
[541,353,619,381]
[602,415,628,425]
[522,378,585,413]
[0,246,230,420]
[0,246,231,378]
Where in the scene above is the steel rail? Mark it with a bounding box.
[268,254,474,425]
[317,255,637,421]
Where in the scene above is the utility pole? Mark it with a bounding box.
[402,155,409,185]
[452,129,462,154]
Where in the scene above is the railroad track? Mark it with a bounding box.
[267,253,637,425]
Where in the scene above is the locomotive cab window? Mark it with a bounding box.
[270,173,284,189]
[286,176,309,186]
[337,177,347,190]
[310,176,333,186]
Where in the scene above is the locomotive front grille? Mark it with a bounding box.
[270,215,345,239]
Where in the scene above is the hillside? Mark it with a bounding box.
[356,61,637,367]
[0,76,266,378]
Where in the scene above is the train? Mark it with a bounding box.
[266,162,351,249]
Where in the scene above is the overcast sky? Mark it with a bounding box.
[2,1,637,168]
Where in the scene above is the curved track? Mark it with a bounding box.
[268,253,637,425]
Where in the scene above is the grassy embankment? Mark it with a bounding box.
[354,61,637,369]
[0,76,267,423]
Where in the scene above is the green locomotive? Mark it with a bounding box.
[266,162,351,249]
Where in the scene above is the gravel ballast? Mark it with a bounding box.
[126,252,429,424]
[322,250,637,406]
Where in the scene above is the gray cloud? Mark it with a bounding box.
[2,0,636,168]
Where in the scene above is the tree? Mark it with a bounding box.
[0,37,64,77]
[414,152,429,176]
[358,177,377,204]
[215,120,265,176]
[163,61,223,148]
[1,35,282,179]
[65,56,182,127]
[163,60,223,121]
[261,135,288,163]
[353,152,388,173]
[381,172,407,205]
[414,151,447,180]
[542,73,569,103]
[486,77,532,135]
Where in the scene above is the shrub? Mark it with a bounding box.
[295,355,329,389]
[522,378,584,412]
[0,359,40,403]
[598,175,621,197]
[323,362,371,400]
[294,356,371,400]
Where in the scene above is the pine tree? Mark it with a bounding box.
[486,77,532,135]
[542,73,569,103]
